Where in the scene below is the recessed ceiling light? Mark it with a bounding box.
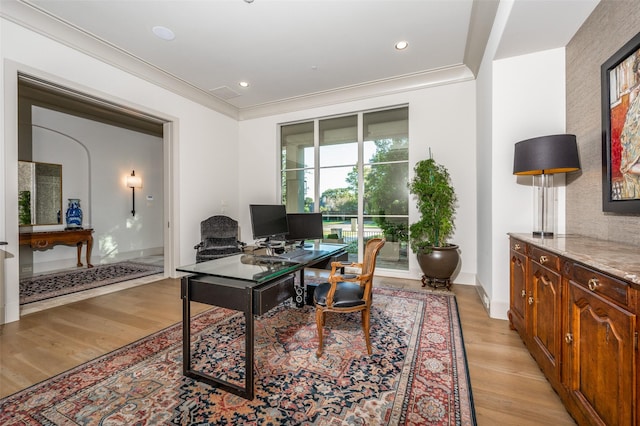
[239,81,250,88]
[395,40,409,50]
[152,26,175,41]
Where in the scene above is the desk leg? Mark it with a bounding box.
[86,235,94,268]
[245,287,255,400]
[181,276,255,400]
[182,276,192,375]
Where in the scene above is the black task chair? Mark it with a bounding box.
[194,215,244,263]
[313,238,386,357]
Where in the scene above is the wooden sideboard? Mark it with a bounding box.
[19,228,94,268]
[508,233,639,425]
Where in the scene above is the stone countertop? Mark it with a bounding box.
[508,233,640,285]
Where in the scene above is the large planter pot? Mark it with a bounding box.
[417,244,460,289]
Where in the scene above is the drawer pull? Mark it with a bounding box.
[588,278,599,291]
[539,255,548,264]
[528,296,534,305]
[565,333,573,344]
[521,289,526,298]
[514,243,521,251]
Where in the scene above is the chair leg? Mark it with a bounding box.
[315,307,325,357]
[362,308,372,355]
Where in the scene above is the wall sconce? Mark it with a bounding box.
[513,134,580,237]
[126,170,142,216]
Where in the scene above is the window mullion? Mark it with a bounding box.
[357,112,364,261]
[314,119,320,213]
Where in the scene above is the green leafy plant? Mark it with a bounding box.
[19,190,31,225]
[377,214,408,243]
[408,153,457,252]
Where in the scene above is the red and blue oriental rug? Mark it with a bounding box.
[0,287,475,425]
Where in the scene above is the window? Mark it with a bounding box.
[281,106,408,270]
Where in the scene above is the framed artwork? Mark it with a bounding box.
[602,31,640,213]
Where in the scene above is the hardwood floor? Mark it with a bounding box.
[0,276,575,425]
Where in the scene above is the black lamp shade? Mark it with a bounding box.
[513,134,580,175]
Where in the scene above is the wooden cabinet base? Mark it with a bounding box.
[509,234,639,426]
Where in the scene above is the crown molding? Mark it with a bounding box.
[237,65,475,121]
[1,0,239,120]
[3,0,475,123]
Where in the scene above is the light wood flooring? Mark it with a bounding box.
[0,275,575,425]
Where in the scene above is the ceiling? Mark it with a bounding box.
[4,0,599,118]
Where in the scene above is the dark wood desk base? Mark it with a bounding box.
[19,228,94,268]
[180,244,348,400]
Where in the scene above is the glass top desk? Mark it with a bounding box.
[177,243,347,400]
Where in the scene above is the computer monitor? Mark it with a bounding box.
[286,213,324,247]
[249,204,289,241]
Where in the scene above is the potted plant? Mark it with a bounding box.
[408,152,459,288]
[376,216,408,261]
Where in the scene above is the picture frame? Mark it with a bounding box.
[602,31,640,213]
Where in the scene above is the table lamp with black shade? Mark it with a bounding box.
[513,134,581,238]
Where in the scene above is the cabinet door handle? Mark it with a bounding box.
[521,289,526,298]
[514,243,521,251]
[565,333,573,344]
[588,278,599,291]
[539,255,548,264]
[528,296,534,305]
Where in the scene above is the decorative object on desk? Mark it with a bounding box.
[513,134,580,237]
[64,198,83,229]
[0,288,475,425]
[408,150,460,289]
[602,31,640,213]
[314,237,385,357]
[126,170,142,216]
[19,261,163,305]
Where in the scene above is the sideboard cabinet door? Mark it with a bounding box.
[566,280,636,426]
[509,239,527,336]
[529,258,562,386]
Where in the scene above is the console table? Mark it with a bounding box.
[177,243,347,400]
[19,228,94,268]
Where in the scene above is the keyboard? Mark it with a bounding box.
[252,255,293,263]
[279,248,308,259]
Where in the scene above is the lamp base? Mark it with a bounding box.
[532,231,554,238]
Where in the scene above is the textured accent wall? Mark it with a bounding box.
[566,0,640,244]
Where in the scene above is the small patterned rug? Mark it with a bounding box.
[19,261,164,305]
[0,287,475,425]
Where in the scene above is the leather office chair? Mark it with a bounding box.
[194,215,244,263]
[313,237,386,357]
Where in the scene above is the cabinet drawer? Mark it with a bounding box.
[529,246,560,271]
[572,263,629,307]
[510,239,526,254]
[254,275,295,315]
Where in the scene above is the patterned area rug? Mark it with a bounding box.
[19,261,164,305]
[0,288,475,425]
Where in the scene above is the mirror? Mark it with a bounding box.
[18,161,63,226]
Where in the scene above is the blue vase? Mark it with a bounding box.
[65,198,83,229]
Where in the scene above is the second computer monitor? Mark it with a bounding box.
[286,213,324,247]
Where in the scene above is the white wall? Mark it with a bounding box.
[477,47,567,320]
[238,82,478,283]
[21,107,164,273]
[1,18,239,323]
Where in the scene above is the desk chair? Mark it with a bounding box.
[313,238,385,357]
[194,215,244,263]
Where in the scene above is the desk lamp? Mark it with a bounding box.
[513,134,580,237]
